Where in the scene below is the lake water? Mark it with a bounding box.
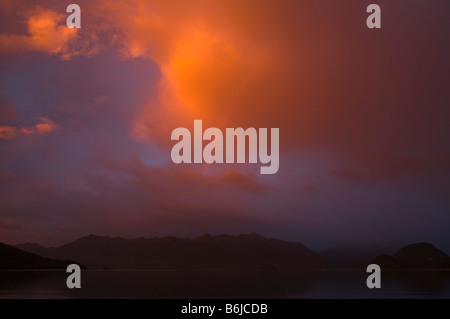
[0,270,449,299]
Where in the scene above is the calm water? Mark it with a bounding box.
[0,270,449,299]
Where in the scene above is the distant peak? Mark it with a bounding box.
[239,232,264,239]
[395,242,444,255]
[72,234,113,244]
[86,234,102,238]
[79,234,103,240]
[196,234,213,241]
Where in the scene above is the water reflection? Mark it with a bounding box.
[0,270,449,299]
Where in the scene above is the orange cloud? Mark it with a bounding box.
[0,126,18,140]
[2,1,444,158]
[0,117,59,140]
[0,6,97,60]
[96,1,316,148]
[35,117,59,135]
[94,0,447,161]
[0,0,435,157]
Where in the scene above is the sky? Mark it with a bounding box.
[0,0,449,251]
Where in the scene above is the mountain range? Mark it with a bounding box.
[15,233,328,270]
[2,234,449,270]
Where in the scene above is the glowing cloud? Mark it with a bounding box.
[0,117,59,140]
[0,6,96,60]
[0,126,17,140]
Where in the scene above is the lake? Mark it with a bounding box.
[0,270,449,299]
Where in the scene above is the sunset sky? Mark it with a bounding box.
[0,0,449,251]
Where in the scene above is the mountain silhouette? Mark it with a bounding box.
[0,242,79,269]
[15,243,47,255]
[16,233,328,270]
[372,243,450,269]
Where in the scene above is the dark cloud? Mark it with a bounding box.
[332,152,450,183]
[0,219,24,232]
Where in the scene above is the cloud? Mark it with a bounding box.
[102,0,287,145]
[0,126,18,140]
[303,185,320,193]
[0,219,24,232]
[34,117,59,135]
[332,152,450,183]
[0,95,17,122]
[3,1,447,154]
[0,6,97,60]
[77,0,447,161]
[0,117,59,140]
[219,170,268,194]
[58,225,76,233]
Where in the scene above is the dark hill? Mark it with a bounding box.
[372,243,450,269]
[394,243,449,268]
[15,243,47,256]
[0,242,78,269]
[16,233,328,270]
